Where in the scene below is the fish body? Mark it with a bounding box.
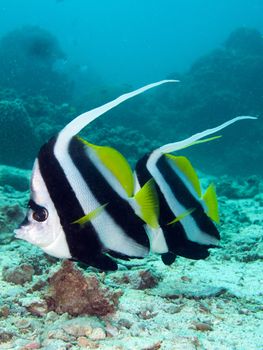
[15,80,176,270]
[39,136,152,269]
[136,154,218,263]
[135,116,257,264]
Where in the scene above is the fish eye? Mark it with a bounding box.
[32,208,48,222]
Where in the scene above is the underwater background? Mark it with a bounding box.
[0,0,262,349]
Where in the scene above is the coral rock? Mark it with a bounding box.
[127,269,160,290]
[137,269,160,289]
[2,263,35,285]
[0,165,30,192]
[89,327,106,340]
[21,343,41,350]
[26,301,48,317]
[77,337,99,349]
[0,328,13,343]
[0,306,10,318]
[46,261,122,316]
[0,99,37,167]
[192,321,213,332]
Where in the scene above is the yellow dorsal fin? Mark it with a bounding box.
[165,154,201,197]
[134,178,159,229]
[78,137,134,197]
[72,203,108,225]
[167,208,196,225]
[202,183,220,223]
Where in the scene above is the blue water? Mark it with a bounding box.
[1,0,263,86]
[0,0,262,175]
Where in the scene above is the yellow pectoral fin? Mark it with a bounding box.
[134,178,160,229]
[78,137,134,197]
[165,154,201,197]
[167,208,196,225]
[202,183,220,223]
[188,135,222,147]
[72,203,108,225]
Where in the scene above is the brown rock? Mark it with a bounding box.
[26,301,48,317]
[192,321,213,332]
[2,264,34,285]
[142,341,162,350]
[0,329,13,343]
[0,306,10,318]
[77,336,99,348]
[137,270,159,289]
[21,343,41,350]
[46,261,122,316]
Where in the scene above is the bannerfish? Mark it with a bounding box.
[135,116,257,265]
[14,80,177,271]
[14,79,256,271]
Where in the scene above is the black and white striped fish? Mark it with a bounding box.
[14,78,256,271]
[14,80,175,270]
[135,116,257,265]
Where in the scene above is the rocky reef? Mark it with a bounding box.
[0,99,37,168]
[70,27,263,176]
[0,165,30,243]
[153,27,263,175]
[0,26,72,104]
[0,26,75,167]
[0,89,75,167]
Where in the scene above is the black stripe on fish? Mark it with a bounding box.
[136,153,152,186]
[69,137,150,252]
[156,155,220,240]
[38,136,118,270]
[135,154,217,260]
[136,154,188,255]
[28,199,44,212]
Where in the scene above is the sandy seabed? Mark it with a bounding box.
[0,166,262,350]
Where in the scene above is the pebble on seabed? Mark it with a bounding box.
[89,327,106,340]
